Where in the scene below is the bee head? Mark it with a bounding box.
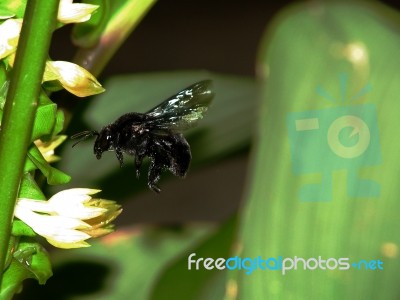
[94,126,113,159]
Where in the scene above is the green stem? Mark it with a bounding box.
[74,0,157,77]
[0,0,60,283]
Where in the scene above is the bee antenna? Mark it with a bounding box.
[71,130,99,148]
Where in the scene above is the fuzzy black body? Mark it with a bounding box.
[96,112,191,192]
[72,80,214,193]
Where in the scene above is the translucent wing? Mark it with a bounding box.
[145,80,214,132]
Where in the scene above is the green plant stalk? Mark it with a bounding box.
[0,0,60,283]
[74,0,157,77]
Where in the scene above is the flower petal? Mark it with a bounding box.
[58,0,99,24]
[43,228,91,243]
[42,226,92,248]
[15,188,120,249]
[47,239,91,249]
[48,188,108,220]
[49,188,101,204]
[44,61,105,97]
[16,198,52,213]
[83,227,114,238]
[34,135,67,163]
[15,205,91,229]
[0,18,22,59]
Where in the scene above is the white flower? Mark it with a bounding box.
[43,61,105,97]
[0,18,22,60]
[58,0,99,24]
[15,189,122,249]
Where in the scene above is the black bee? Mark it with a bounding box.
[71,80,214,193]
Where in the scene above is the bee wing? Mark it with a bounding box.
[145,80,214,132]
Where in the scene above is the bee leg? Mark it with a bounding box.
[148,159,162,193]
[170,134,191,177]
[134,156,143,179]
[115,148,124,168]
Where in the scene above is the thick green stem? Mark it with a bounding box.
[74,0,157,77]
[0,0,60,283]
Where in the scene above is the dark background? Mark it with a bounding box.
[51,0,400,78]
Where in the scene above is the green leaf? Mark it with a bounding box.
[19,173,45,200]
[12,221,36,238]
[0,0,27,18]
[16,241,53,285]
[31,92,65,142]
[38,91,54,106]
[1,259,26,300]
[26,145,71,185]
[51,109,65,137]
[1,242,52,300]
[151,217,237,300]
[31,101,56,141]
[0,8,15,19]
[237,2,400,300]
